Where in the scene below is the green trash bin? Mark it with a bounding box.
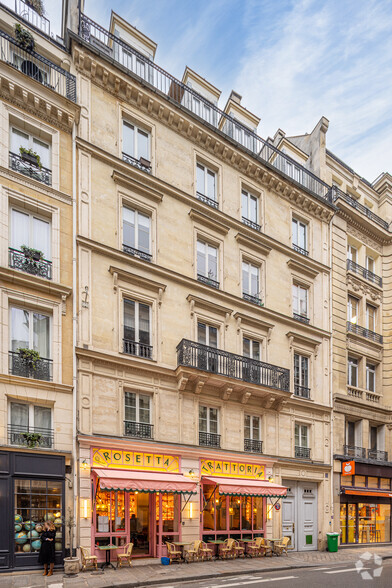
[326,532,339,552]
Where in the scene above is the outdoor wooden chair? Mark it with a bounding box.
[233,540,245,558]
[247,536,263,557]
[220,538,236,559]
[80,546,98,571]
[199,541,213,561]
[260,538,273,557]
[166,542,182,563]
[117,542,133,567]
[274,536,290,556]
[184,540,202,562]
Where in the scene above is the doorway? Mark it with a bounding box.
[282,480,318,551]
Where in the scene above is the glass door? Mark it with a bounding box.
[129,492,151,555]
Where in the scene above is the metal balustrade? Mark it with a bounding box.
[243,292,263,306]
[346,259,382,287]
[346,322,383,344]
[9,247,52,279]
[368,449,388,462]
[293,244,309,257]
[197,274,220,289]
[123,339,152,359]
[196,191,219,209]
[242,217,261,232]
[9,351,52,381]
[8,423,53,448]
[199,431,221,448]
[122,244,152,262]
[122,152,151,173]
[177,339,290,392]
[124,421,153,439]
[9,152,52,185]
[293,312,310,325]
[333,187,389,231]
[294,385,310,399]
[15,0,50,35]
[244,439,263,454]
[343,445,366,459]
[295,446,310,458]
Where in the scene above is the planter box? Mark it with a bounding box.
[20,152,40,167]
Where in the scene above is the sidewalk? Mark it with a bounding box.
[2,546,392,588]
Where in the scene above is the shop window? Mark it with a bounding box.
[9,402,52,448]
[123,299,152,359]
[368,477,379,488]
[14,479,63,555]
[341,475,352,486]
[355,476,366,488]
[380,478,391,490]
[122,207,151,261]
[157,494,180,549]
[340,504,347,543]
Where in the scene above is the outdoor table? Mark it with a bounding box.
[269,538,282,556]
[97,544,117,570]
[173,541,191,561]
[240,538,256,557]
[207,539,225,560]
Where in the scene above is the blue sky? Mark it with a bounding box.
[28,0,392,181]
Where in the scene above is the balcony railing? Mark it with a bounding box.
[0,30,76,102]
[293,244,309,257]
[244,438,263,454]
[124,421,153,439]
[122,152,151,173]
[333,187,389,231]
[177,339,290,392]
[343,445,366,459]
[347,386,381,404]
[368,449,388,462]
[294,384,310,399]
[346,259,382,287]
[199,431,220,448]
[9,247,52,279]
[242,216,261,232]
[295,446,310,459]
[196,191,219,209]
[9,350,52,381]
[197,273,220,289]
[79,13,333,205]
[346,322,383,344]
[8,424,53,448]
[123,338,152,359]
[293,312,310,325]
[122,244,152,262]
[243,292,263,306]
[9,152,52,185]
[15,0,50,35]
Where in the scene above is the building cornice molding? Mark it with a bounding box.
[189,209,230,235]
[0,267,72,298]
[333,393,392,418]
[0,374,73,394]
[287,258,319,279]
[235,232,272,257]
[0,165,72,205]
[335,201,391,244]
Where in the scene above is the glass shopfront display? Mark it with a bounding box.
[340,502,391,543]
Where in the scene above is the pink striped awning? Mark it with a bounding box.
[93,469,197,495]
[202,476,287,497]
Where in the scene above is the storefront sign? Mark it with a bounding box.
[92,448,180,473]
[342,460,355,476]
[200,458,264,479]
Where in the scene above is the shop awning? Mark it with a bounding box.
[93,469,197,495]
[202,476,287,497]
[343,488,392,498]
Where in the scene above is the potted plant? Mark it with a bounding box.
[19,147,42,168]
[17,347,41,371]
[22,431,42,448]
[21,244,43,261]
[63,508,80,576]
[26,0,45,16]
[14,23,35,52]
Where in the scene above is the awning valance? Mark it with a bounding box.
[343,488,392,498]
[202,476,287,497]
[93,469,197,495]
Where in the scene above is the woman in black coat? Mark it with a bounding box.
[38,521,56,576]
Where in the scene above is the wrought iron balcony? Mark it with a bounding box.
[294,384,310,399]
[295,446,310,459]
[177,339,290,392]
[243,292,263,306]
[199,431,221,448]
[293,312,310,325]
[346,322,383,344]
[0,30,76,102]
[79,13,333,205]
[9,351,52,381]
[9,247,52,279]
[9,152,52,185]
[123,338,152,359]
[346,259,382,287]
[196,191,219,209]
[242,217,261,232]
[122,152,151,173]
[15,0,50,35]
[244,438,263,454]
[293,244,309,257]
[122,244,152,262]
[197,273,220,289]
[124,421,153,439]
[343,445,366,459]
[8,424,53,448]
[332,187,389,231]
[368,449,388,462]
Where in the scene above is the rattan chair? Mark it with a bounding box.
[199,541,213,561]
[260,538,273,557]
[184,540,202,562]
[166,542,182,563]
[80,546,98,571]
[274,536,290,556]
[117,542,133,567]
[247,536,263,557]
[220,538,236,559]
[233,540,245,558]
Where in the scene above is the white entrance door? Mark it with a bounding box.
[282,480,318,551]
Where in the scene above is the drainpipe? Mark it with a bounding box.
[71,117,78,555]
[329,216,334,540]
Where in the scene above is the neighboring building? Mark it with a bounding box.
[0,0,78,570]
[69,5,334,561]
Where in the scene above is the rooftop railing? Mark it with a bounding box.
[333,186,389,231]
[14,0,50,36]
[79,13,333,205]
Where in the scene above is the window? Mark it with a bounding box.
[243,337,260,360]
[347,296,359,324]
[366,304,376,332]
[366,256,375,274]
[347,244,357,264]
[10,127,50,168]
[123,299,151,358]
[199,406,220,447]
[244,415,262,452]
[292,284,308,320]
[242,261,261,304]
[124,391,152,438]
[197,240,219,287]
[370,426,378,451]
[241,189,259,227]
[295,424,309,457]
[196,163,217,206]
[10,307,51,380]
[294,354,309,398]
[9,402,52,447]
[198,322,218,348]
[347,357,358,387]
[10,127,51,184]
[366,363,376,393]
[9,207,52,279]
[242,337,261,384]
[122,206,151,261]
[292,218,308,254]
[122,121,150,166]
[346,421,356,446]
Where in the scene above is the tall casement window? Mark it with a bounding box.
[10,127,51,185]
[198,322,218,348]
[242,337,261,384]
[123,299,151,358]
[366,304,376,332]
[9,208,52,279]
[295,423,310,458]
[243,337,260,360]
[244,415,262,453]
[347,296,359,324]
[293,354,309,398]
[347,244,357,263]
[197,240,219,288]
[292,218,308,255]
[122,206,151,261]
[199,405,220,447]
[242,261,261,305]
[366,363,376,393]
[124,391,152,439]
[10,307,52,381]
[366,256,375,274]
[196,163,217,207]
[122,121,150,170]
[292,284,309,322]
[241,189,259,230]
[346,420,356,447]
[197,322,218,372]
[347,357,358,388]
[9,402,52,447]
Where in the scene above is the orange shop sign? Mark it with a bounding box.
[342,461,355,476]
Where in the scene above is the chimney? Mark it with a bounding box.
[62,0,84,44]
[229,90,242,105]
